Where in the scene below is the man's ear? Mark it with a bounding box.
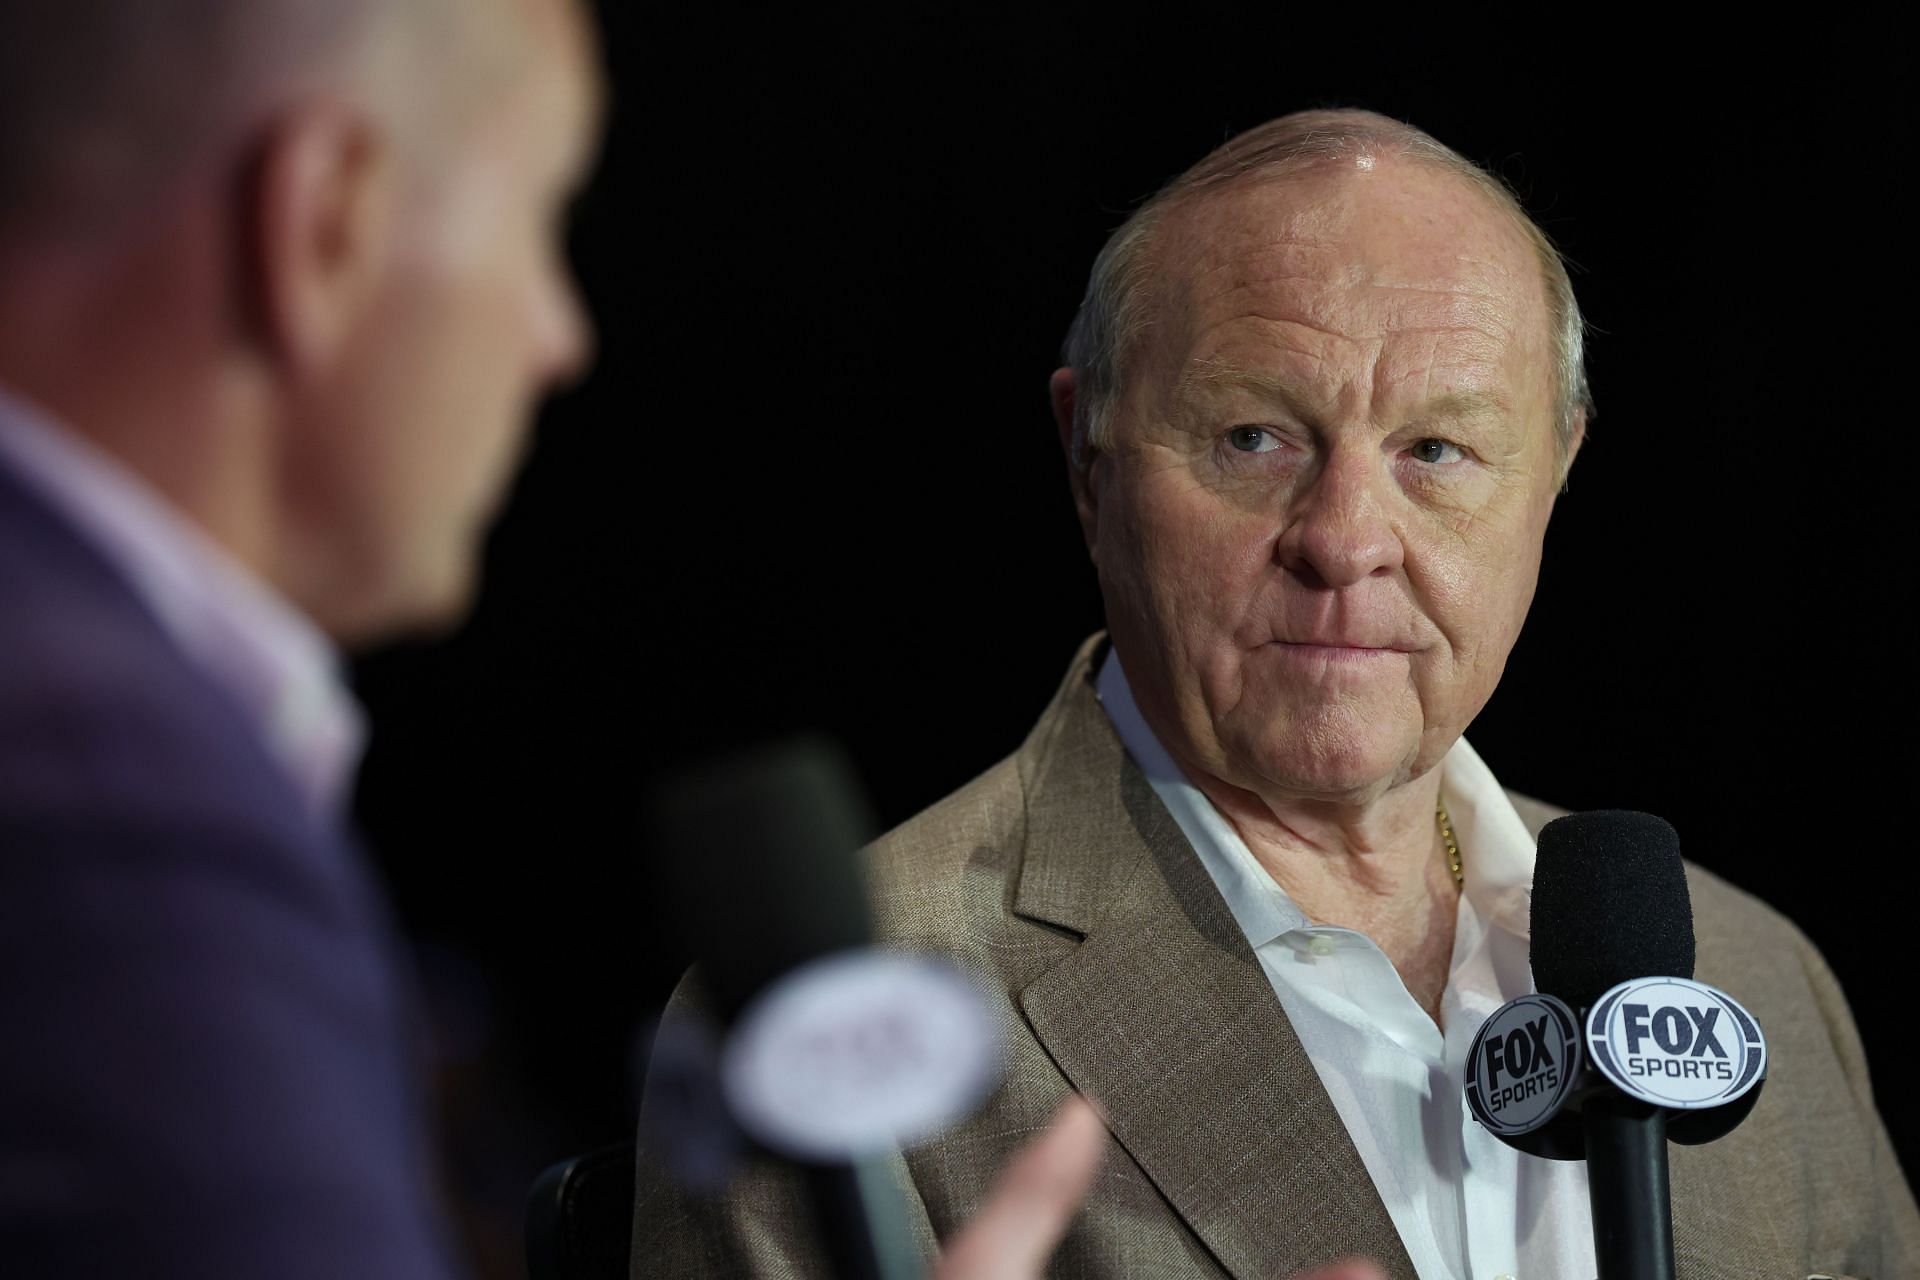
[1556,406,1588,495]
[240,105,394,376]
[1049,366,1101,556]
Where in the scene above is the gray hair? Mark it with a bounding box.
[1062,109,1592,486]
[0,0,507,242]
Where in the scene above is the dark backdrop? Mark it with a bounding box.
[352,12,1911,1273]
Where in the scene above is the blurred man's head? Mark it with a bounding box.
[0,0,603,643]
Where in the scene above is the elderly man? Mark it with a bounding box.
[633,111,1920,1277]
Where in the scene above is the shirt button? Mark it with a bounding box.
[1307,935,1338,957]
[1493,1273,1517,1280]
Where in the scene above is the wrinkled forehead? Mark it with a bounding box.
[1139,163,1554,414]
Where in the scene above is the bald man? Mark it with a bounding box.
[632,111,1920,1278]
[0,1,600,1274]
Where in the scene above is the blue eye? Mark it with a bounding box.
[1228,426,1278,453]
[1411,438,1465,464]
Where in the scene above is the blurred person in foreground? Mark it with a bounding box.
[0,2,1114,1276]
[633,111,1920,1277]
[0,0,599,1272]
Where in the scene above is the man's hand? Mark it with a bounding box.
[932,1097,1106,1279]
[932,1097,1384,1280]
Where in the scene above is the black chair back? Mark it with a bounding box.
[526,1140,637,1280]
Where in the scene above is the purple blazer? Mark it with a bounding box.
[0,460,461,1278]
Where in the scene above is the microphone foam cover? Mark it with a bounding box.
[1530,809,1695,1013]
[647,736,879,1024]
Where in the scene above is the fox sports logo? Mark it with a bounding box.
[1586,976,1766,1110]
[1465,993,1584,1136]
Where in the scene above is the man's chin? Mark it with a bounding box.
[331,555,482,651]
[1253,761,1406,807]
[1222,716,1417,805]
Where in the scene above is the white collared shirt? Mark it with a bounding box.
[1097,652,1595,1280]
[0,385,365,822]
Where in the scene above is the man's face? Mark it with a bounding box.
[296,0,601,642]
[1084,161,1566,804]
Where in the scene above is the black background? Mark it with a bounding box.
[353,11,1912,1273]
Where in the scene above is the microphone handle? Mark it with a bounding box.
[802,1159,925,1280]
[1582,1094,1675,1280]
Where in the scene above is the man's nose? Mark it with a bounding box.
[1273,447,1403,588]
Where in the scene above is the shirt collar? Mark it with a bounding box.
[0,384,367,821]
[1095,648,1537,946]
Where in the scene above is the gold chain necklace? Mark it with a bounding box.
[1436,800,1464,889]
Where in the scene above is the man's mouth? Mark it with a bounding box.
[1266,640,1411,663]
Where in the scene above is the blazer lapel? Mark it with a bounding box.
[1009,645,1417,1279]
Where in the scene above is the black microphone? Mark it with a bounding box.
[646,737,1001,1280]
[1535,811,1695,1280]
[654,737,880,1029]
[1531,810,1696,1012]
[1463,810,1768,1280]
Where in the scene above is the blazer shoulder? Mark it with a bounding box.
[1496,788,1806,959]
[0,524,336,913]
[1673,862,1920,1264]
[861,755,1028,954]
[1500,794,1807,957]
[0,562,304,837]
[1684,860,1810,958]
[1679,861,1872,1102]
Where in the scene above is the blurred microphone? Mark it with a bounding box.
[1464,811,1768,1280]
[645,738,1002,1280]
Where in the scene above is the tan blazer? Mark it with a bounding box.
[632,636,1920,1278]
